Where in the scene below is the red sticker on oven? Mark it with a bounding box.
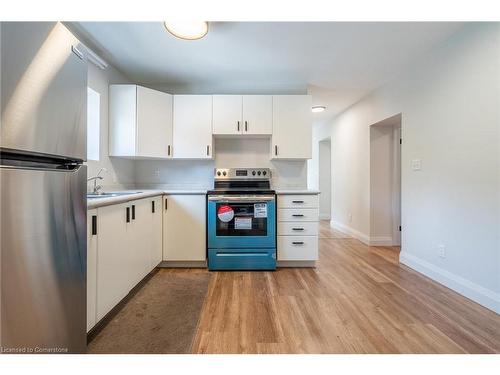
[217,205,234,222]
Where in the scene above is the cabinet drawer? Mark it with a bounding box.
[278,208,318,222]
[277,236,318,261]
[278,195,319,208]
[278,221,319,236]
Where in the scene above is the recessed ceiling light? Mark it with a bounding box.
[163,21,209,40]
[312,105,326,113]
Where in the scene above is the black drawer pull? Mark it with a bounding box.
[292,241,304,245]
[126,207,130,223]
[131,204,135,220]
[91,215,97,236]
[292,227,304,231]
[292,200,304,203]
[292,214,304,217]
[152,200,155,213]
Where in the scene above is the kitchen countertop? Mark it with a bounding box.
[275,189,320,195]
[87,189,207,209]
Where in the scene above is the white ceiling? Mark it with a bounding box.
[73,22,465,124]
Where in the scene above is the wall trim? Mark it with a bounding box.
[400,252,500,315]
[330,220,370,245]
[369,236,394,246]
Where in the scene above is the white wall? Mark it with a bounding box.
[318,140,331,220]
[370,124,395,241]
[86,63,135,191]
[327,23,500,313]
[135,138,308,190]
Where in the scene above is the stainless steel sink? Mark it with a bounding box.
[87,192,142,199]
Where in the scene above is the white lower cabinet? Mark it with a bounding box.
[277,236,319,261]
[277,194,319,263]
[95,202,130,322]
[87,209,98,332]
[151,196,163,268]
[163,194,206,262]
[87,196,163,331]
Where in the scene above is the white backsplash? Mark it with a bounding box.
[133,138,307,190]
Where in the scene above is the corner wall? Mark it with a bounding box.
[328,23,500,313]
[86,63,135,191]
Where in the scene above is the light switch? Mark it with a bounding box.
[411,159,421,171]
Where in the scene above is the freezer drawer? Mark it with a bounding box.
[1,22,87,160]
[0,164,87,353]
[208,248,276,270]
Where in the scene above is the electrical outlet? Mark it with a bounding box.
[411,159,422,171]
[438,245,446,259]
[153,169,160,178]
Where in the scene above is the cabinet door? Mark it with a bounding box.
[96,202,130,321]
[151,196,163,268]
[213,95,242,135]
[137,86,173,158]
[109,85,137,156]
[129,198,152,287]
[242,95,272,135]
[173,95,213,159]
[163,195,206,261]
[271,95,312,159]
[87,209,98,332]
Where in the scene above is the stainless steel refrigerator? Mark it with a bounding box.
[1,22,87,353]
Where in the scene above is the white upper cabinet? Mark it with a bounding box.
[173,95,213,159]
[109,85,173,159]
[242,95,273,135]
[213,95,272,136]
[271,95,312,159]
[213,95,242,135]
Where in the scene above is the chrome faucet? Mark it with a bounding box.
[87,168,106,194]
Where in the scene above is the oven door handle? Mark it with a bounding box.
[208,195,275,202]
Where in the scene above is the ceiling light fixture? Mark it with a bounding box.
[312,105,326,113]
[163,21,209,40]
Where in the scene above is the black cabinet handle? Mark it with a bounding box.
[132,204,135,220]
[274,145,278,156]
[292,200,304,204]
[168,145,171,156]
[292,227,304,231]
[292,241,304,245]
[152,200,155,213]
[91,215,97,236]
[126,207,130,223]
[292,214,304,217]
[245,121,248,131]
[165,198,168,210]
[237,121,240,131]
[206,145,210,156]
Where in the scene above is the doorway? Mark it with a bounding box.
[369,114,401,246]
[318,138,332,220]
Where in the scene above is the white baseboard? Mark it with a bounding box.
[319,213,331,220]
[330,220,370,245]
[369,236,394,246]
[400,252,500,315]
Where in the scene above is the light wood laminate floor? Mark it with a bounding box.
[176,221,500,353]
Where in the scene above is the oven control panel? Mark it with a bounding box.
[214,168,271,180]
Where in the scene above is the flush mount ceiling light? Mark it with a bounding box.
[312,105,326,113]
[163,21,209,40]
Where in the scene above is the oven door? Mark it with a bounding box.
[207,195,276,249]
